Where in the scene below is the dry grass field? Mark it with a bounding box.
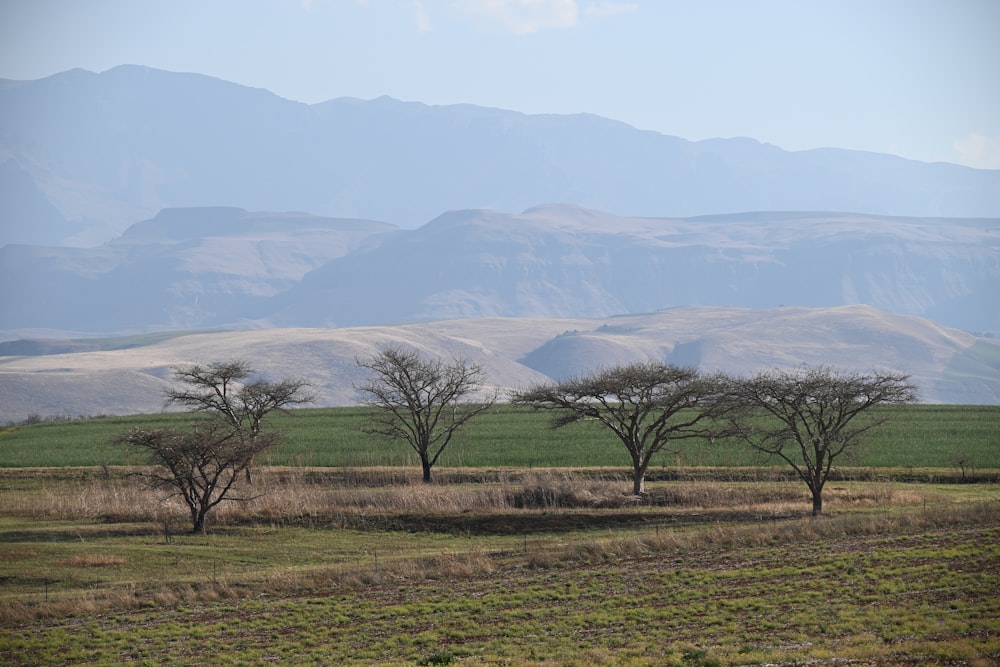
[1,466,998,665]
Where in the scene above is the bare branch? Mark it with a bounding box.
[511,362,730,495]
[114,421,278,533]
[116,359,313,531]
[356,345,497,482]
[726,365,917,514]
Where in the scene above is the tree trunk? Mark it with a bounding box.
[809,468,826,515]
[811,489,823,515]
[632,467,646,496]
[192,507,207,534]
[421,458,433,484]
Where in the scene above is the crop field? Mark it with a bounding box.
[1,405,998,665]
[1,404,998,471]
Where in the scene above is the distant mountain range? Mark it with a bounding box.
[2,65,998,414]
[2,65,1000,246]
[1,305,998,423]
[1,205,996,336]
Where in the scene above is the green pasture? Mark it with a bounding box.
[1,403,997,471]
[2,510,998,666]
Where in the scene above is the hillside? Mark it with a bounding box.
[1,305,997,423]
[0,208,396,333]
[1,205,996,336]
[2,65,999,246]
[269,205,1000,334]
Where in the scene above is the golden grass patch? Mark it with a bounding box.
[62,554,127,568]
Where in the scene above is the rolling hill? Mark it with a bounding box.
[1,305,997,423]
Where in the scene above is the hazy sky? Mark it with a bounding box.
[2,0,998,168]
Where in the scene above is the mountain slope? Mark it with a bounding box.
[0,207,396,332]
[270,206,1000,334]
[3,66,999,245]
[1,305,997,423]
[1,205,995,335]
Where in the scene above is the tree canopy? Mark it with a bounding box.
[165,359,313,483]
[512,362,729,495]
[356,346,497,483]
[114,359,313,532]
[115,422,278,534]
[726,365,917,514]
[165,359,314,438]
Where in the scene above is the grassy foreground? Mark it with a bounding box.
[1,467,998,666]
[1,404,998,664]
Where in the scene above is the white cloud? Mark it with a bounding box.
[452,0,579,34]
[953,133,1000,170]
[411,0,433,31]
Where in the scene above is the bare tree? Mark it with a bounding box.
[165,360,313,483]
[949,452,975,482]
[726,366,917,515]
[114,422,278,533]
[356,346,497,483]
[113,360,312,532]
[512,362,729,495]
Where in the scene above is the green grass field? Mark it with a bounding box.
[1,400,998,665]
[1,404,998,471]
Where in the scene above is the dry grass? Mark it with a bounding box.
[0,466,939,529]
[1,464,997,624]
[521,499,1000,571]
[62,554,127,567]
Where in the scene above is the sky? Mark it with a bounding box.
[1,0,998,168]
